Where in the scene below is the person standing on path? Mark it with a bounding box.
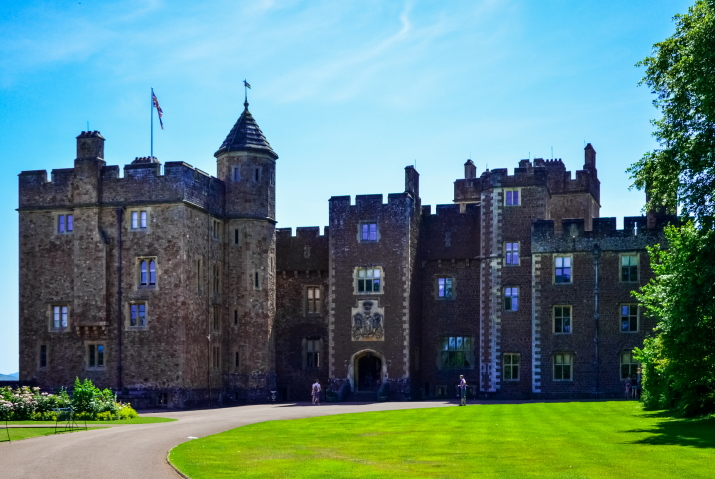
[311,380,321,405]
[458,375,467,406]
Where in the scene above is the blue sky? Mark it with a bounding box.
[0,0,692,374]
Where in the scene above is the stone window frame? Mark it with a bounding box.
[136,256,158,289]
[305,286,322,315]
[357,221,379,243]
[620,253,640,283]
[504,188,521,206]
[553,352,573,381]
[438,336,475,370]
[253,166,262,183]
[38,343,48,370]
[253,270,261,290]
[211,263,222,296]
[553,305,572,334]
[54,211,74,235]
[231,165,241,182]
[127,208,150,232]
[86,342,106,370]
[212,305,221,332]
[620,350,640,380]
[303,337,322,370]
[211,345,220,370]
[435,276,455,300]
[620,304,639,333]
[554,255,573,284]
[49,303,70,332]
[212,219,221,241]
[126,301,149,330]
[504,286,519,311]
[503,353,520,381]
[354,266,384,295]
[505,241,520,265]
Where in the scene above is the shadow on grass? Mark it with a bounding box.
[626,415,715,448]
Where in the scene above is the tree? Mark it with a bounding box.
[628,0,715,225]
[630,1,715,416]
[634,224,715,416]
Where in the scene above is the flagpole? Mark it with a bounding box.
[150,88,154,159]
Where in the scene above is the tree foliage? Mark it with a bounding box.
[628,0,715,225]
[634,224,715,416]
[630,0,715,416]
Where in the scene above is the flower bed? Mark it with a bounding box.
[0,378,137,421]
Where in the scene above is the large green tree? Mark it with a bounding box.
[630,0,715,416]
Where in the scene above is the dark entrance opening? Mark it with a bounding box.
[356,352,382,391]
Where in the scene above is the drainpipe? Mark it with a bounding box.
[592,243,601,399]
[116,208,124,391]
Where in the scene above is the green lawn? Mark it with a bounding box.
[1,427,103,442]
[169,401,715,479]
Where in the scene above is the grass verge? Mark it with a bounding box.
[1,427,103,442]
[169,401,715,479]
[4,416,176,425]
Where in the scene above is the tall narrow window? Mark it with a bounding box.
[356,268,382,293]
[554,353,572,381]
[234,309,238,326]
[306,287,321,314]
[554,306,572,333]
[234,229,239,244]
[504,287,519,311]
[554,256,572,283]
[39,345,47,368]
[212,306,221,332]
[437,277,454,298]
[212,264,220,294]
[503,353,520,381]
[254,271,260,289]
[232,166,241,182]
[235,351,240,368]
[505,242,520,265]
[621,254,639,282]
[212,346,220,369]
[130,303,147,327]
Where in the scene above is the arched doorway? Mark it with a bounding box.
[355,351,382,391]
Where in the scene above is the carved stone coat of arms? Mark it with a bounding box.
[351,300,385,341]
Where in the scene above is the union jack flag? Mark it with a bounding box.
[152,88,164,129]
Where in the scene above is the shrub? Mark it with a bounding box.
[117,404,138,420]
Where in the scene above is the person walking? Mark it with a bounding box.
[311,379,321,405]
[458,375,467,406]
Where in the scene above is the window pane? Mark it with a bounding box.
[97,345,104,366]
[449,337,456,350]
[140,211,147,228]
[149,261,156,285]
[132,212,138,229]
[58,215,65,233]
[67,215,73,231]
[141,261,147,284]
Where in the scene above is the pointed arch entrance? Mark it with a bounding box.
[349,349,387,392]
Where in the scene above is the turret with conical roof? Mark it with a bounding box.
[216,100,278,401]
[216,101,278,220]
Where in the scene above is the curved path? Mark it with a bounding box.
[0,400,462,478]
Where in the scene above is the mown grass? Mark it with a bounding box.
[169,401,715,479]
[0,427,103,442]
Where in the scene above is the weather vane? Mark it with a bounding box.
[243,79,251,107]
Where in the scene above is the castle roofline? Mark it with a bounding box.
[214,102,278,160]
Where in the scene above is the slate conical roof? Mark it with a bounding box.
[214,101,278,159]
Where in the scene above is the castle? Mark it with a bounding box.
[18,102,672,406]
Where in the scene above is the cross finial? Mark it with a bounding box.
[243,79,251,110]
